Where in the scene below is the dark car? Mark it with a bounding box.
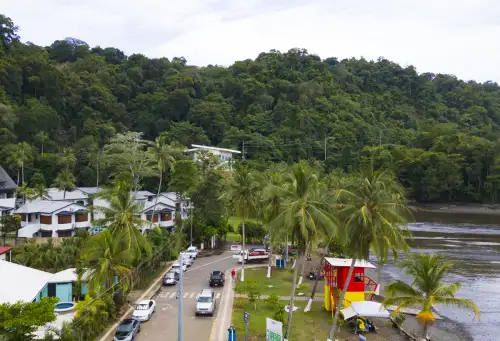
[209,270,225,287]
[163,271,179,286]
[113,318,140,341]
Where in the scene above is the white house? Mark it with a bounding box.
[0,198,15,216]
[185,144,241,165]
[42,188,90,206]
[14,200,91,238]
[140,200,176,231]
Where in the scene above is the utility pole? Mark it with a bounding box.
[242,141,246,161]
[177,253,184,341]
[324,137,327,161]
[190,209,193,247]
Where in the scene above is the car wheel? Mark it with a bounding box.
[138,326,141,332]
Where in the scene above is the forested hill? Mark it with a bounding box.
[1,14,500,203]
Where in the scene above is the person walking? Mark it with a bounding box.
[231,268,236,281]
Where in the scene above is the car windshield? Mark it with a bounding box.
[165,273,175,278]
[172,264,180,268]
[197,296,212,303]
[117,322,134,332]
[211,274,221,279]
[135,304,149,311]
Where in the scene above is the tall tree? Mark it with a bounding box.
[52,169,76,199]
[384,253,480,341]
[268,162,338,340]
[327,167,411,340]
[93,173,152,259]
[228,164,260,281]
[6,142,34,185]
[58,147,76,172]
[147,136,176,225]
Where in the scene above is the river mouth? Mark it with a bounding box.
[379,216,500,341]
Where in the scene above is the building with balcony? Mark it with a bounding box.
[14,200,91,238]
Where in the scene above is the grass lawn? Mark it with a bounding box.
[226,232,242,243]
[232,299,401,341]
[237,267,324,297]
[228,216,257,232]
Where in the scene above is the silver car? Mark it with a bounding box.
[195,289,216,316]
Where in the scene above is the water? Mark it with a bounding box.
[377,211,500,341]
[55,302,75,309]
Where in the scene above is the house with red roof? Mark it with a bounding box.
[0,246,12,261]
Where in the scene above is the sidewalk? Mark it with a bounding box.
[234,293,323,301]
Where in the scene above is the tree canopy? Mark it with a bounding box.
[1,14,500,202]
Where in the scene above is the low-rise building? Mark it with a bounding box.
[184,144,241,169]
[14,200,91,238]
[0,197,16,216]
[0,165,17,199]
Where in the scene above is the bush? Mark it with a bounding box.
[238,221,266,243]
[264,294,280,309]
[273,303,286,323]
[246,279,261,310]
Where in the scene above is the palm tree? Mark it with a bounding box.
[74,292,112,340]
[327,167,411,340]
[33,182,49,200]
[52,170,76,199]
[93,173,152,260]
[80,229,135,294]
[268,162,338,340]
[383,253,480,341]
[6,142,34,185]
[147,136,176,227]
[58,147,76,172]
[148,227,173,263]
[36,131,49,155]
[16,183,36,204]
[228,163,260,281]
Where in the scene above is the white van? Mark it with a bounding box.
[238,248,269,263]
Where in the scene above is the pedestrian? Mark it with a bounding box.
[358,331,367,341]
[231,268,236,281]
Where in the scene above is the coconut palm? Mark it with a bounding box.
[147,136,176,227]
[268,162,339,340]
[228,163,261,282]
[327,167,411,340]
[52,169,76,199]
[33,182,49,200]
[93,173,152,260]
[16,182,36,204]
[6,142,34,185]
[383,253,480,341]
[58,147,77,172]
[80,229,135,294]
[36,131,49,155]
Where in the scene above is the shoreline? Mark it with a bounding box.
[410,202,500,216]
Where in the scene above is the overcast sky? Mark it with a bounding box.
[3,0,500,82]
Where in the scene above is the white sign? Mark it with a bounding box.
[231,244,242,251]
[266,318,283,341]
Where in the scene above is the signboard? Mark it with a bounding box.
[244,311,250,324]
[266,318,283,341]
[231,244,242,251]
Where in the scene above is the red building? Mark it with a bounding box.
[322,257,378,313]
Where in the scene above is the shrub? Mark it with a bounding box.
[246,279,261,310]
[273,303,286,323]
[237,221,266,243]
[264,294,280,309]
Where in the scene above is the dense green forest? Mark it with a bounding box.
[1,14,500,203]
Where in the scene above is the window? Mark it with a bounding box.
[28,214,32,222]
[354,272,364,282]
[41,215,52,225]
[35,214,39,219]
[75,213,88,222]
[160,213,172,221]
[58,215,71,224]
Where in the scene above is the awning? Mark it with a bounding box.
[56,211,73,216]
[341,301,390,320]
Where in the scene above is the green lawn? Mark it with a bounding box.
[236,268,320,297]
[232,299,332,341]
[228,216,257,233]
[226,232,242,243]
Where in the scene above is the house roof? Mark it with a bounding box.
[0,166,17,191]
[17,224,41,238]
[76,187,101,195]
[0,260,54,304]
[14,200,76,214]
[45,188,88,201]
[324,257,376,269]
[0,198,15,211]
[0,246,12,255]
[188,144,241,154]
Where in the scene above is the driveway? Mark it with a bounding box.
[125,251,237,341]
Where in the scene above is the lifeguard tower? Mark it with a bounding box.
[323,257,379,314]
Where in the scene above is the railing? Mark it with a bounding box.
[364,275,378,301]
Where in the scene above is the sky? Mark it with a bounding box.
[3,0,500,82]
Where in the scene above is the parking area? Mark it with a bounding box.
[111,252,235,341]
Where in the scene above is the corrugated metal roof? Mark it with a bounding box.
[0,260,54,304]
[0,198,15,210]
[45,188,88,201]
[0,246,12,255]
[324,257,376,269]
[14,200,74,214]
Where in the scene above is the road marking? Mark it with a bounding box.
[186,255,234,273]
[189,292,196,298]
[209,316,217,341]
[183,292,189,298]
[216,293,221,299]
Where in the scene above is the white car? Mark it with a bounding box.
[172,262,187,272]
[181,257,192,267]
[186,246,198,259]
[132,300,156,322]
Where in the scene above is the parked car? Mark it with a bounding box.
[163,271,179,286]
[186,246,198,259]
[171,262,187,272]
[195,289,216,316]
[132,300,156,322]
[238,248,269,263]
[209,270,225,287]
[181,256,193,267]
[113,318,140,341]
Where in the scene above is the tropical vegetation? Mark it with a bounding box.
[383,253,480,341]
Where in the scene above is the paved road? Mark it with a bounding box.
[130,252,237,341]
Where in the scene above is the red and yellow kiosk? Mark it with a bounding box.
[322,257,379,314]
